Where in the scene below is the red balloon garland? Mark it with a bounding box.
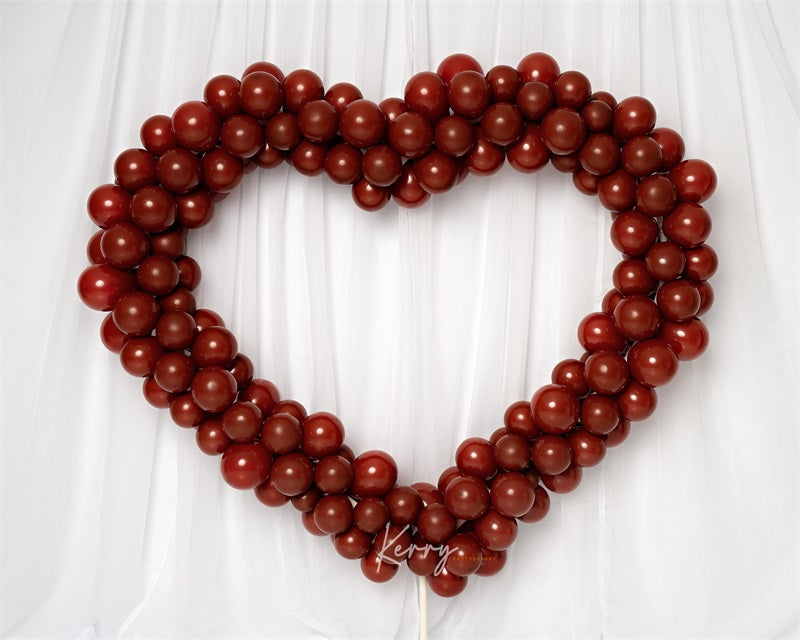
[78,52,717,599]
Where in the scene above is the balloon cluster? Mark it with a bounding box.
[78,53,717,598]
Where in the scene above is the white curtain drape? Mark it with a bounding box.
[2,1,798,638]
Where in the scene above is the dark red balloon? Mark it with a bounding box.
[455,438,497,478]
[662,203,712,248]
[554,70,591,109]
[334,525,372,560]
[517,52,560,87]
[613,258,657,296]
[474,509,517,550]
[656,280,701,321]
[221,114,265,158]
[613,294,662,341]
[507,124,550,173]
[605,419,631,448]
[475,547,507,577]
[658,318,709,361]
[190,366,238,413]
[78,264,137,311]
[265,112,301,151]
[531,384,580,434]
[137,255,180,296]
[192,326,238,368]
[261,413,302,455]
[541,107,586,155]
[646,242,686,282]
[444,533,483,577]
[379,97,408,123]
[391,163,431,208]
[324,82,363,114]
[694,281,715,316]
[157,148,202,193]
[221,401,263,443]
[567,429,607,467]
[465,130,505,176]
[325,143,363,185]
[352,450,398,498]
[621,135,662,177]
[448,70,491,119]
[636,175,677,217]
[610,210,659,257]
[270,452,314,497]
[301,412,345,459]
[578,312,627,353]
[169,392,206,428]
[612,96,656,142]
[427,568,467,597]
[504,399,540,439]
[351,179,390,212]
[519,485,551,523]
[494,434,531,471]
[434,115,476,158]
[282,69,323,114]
[411,482,443,507]
[172,101,220,153]
[142,376,172,409]
[385,486,423,526]
[490,472,535,518]
[616,380,658,421]
[684,244,719,281]
[254,478,290,507]
[627,339,679,387]
[404,71,449,122]
[177,190,214,228]
[362,145,402,187]
[197,418,231,456]
[417,503,457,545]
[100,313,127,353]
[361,549,399,583]
[220,442,272,490]
[313,495,354,535]
[531,434,572,476]
[437,53,484,84]
[388,111,434,159]
[551,359,590,397]
[541,463,583,494]
[580,394,621,435]
[598,169,637,211]
[414,150,458,194]
[87,184,132,228]
[140,115,176,156]
[669,159,717,203]
[651,127,685,171]
[582,99,614,133]
[114,148,157,192]
[354,497,390,534]
[131,185,177,233]
[486,65,522,102]
[204,74,241,118]
[112,291,159,337]
[579,133,621,176]
[444,475,490,520]
[340,99,387,148]
[584,350,630,395]
[314,455,354,494]
[480,102,524,146]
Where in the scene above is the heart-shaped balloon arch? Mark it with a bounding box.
[77,52,717,598]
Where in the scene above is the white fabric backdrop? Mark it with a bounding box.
[2,1,798,638]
